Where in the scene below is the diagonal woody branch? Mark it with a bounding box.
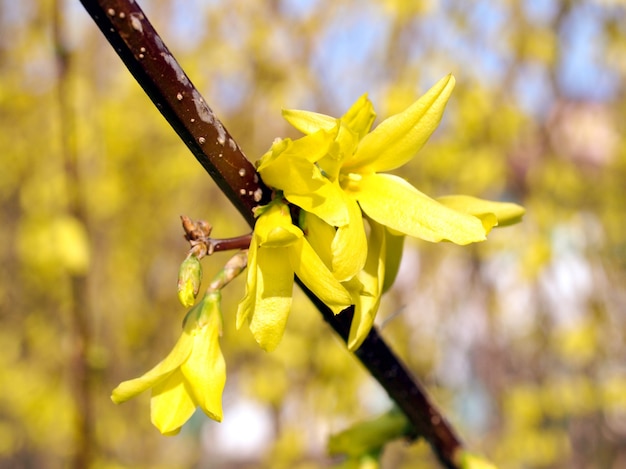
[79,0,463,467]
[79,0,270,222]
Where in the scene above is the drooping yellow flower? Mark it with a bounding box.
[236,198,352,352]
[257,75,506,283]
[111,292,226,435]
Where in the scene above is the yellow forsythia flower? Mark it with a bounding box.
[256,75,524,348]
[259,76,490,278]
[236,198,352,351]
[111,292,226,435]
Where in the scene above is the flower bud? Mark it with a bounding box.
[177,256,202,307]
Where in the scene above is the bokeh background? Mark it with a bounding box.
[1,0,625,468]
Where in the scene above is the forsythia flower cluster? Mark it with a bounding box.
[111,75,524,435]
[241,74,523,351]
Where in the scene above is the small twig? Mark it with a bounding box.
[207,250,248,292]
[181,215,252,258]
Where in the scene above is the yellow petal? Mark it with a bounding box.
[347,220,385,351]
[249,245,294,351]
[317,123,360,181]
[259,128,336,171]
[340,93,376,140]
[291,238,352,314]
[437,195,525,229]
[349,294,380,352]
[258,141,327,191]
[346,75,455,173]
[150,370,197,435]
[301,211,335,270]
[303,210,367,296]
[254,201,302,246]
[258,219,302,249]
[286,180,350,227]
[331,196,367,282]
[236,241,258,329]
[381,227,405,293]
[181,296,226,422]
[282,94,375,141]
[111,326,195,404]
[356,173,487,245]
[237,199,304,328]
[287,97,372,182]
[262,225,303,247]
[282,109,337,135]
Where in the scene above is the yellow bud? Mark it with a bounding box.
[177,256,202,307]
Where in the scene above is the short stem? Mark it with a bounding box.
[181,215,252,257]
[207,251,248,292]
[208,235,253,254]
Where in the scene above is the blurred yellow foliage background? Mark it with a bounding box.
[1,0,625,468]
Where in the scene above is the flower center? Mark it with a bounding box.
[339,172,362,193]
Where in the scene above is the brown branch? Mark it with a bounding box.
[79,0,463,466]
[78,0,270,224]
[300,290,462,468]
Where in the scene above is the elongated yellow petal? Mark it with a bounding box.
[249,246,294,351]
[150,370,197,435]
[236,241,258,329]
[348,220,385,351]
[349,294,380,352]
[381,227,405,293]
[290,238,352,314]
[181,296,226,422]
[340,93,376,140]
[437,195,525,229]
[282,109,337,135]
[301,211,335,270]
[331,196,367,282]
[346,75,455,173]
[356,173,487,245]
[111,328,194,404]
